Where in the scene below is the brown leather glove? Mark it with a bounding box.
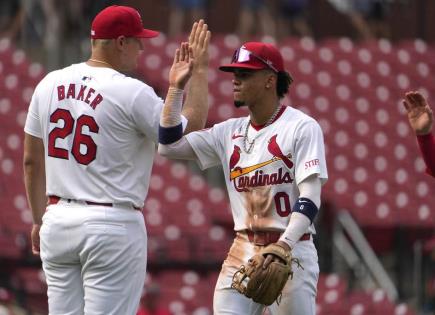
[231,243,293,306]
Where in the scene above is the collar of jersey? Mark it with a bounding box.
[250,105,286,131]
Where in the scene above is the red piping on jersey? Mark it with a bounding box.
[250,105,286,131]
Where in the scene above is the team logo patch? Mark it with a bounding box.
[229,134,294,192]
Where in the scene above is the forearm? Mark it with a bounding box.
[23,134,47,225]
[182,69,208,134]
[417,133,435,177]
[279,175,321,249]
[159,87,184,145]
[24,161,46,225]
[158,137,197,160]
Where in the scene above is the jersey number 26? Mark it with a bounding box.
[48,108,99,165]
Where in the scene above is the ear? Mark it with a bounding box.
[265,73,276,89]
[115,36,127,51]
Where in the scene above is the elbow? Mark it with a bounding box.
[157,144,170,158]
[23,154,44,176]
[23,154,36,171]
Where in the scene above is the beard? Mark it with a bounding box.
[234,100,246,108]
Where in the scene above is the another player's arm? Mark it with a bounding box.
[23,133,46,255]
[158,21,210,156]
[180,20,211,134]
[403,91,435,177]
[403,91,433,136]
[262,175,321,267]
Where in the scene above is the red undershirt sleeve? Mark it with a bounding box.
[417,133,435,178]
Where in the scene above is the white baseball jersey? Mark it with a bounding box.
[186,105,328,233]
[25,62,185,207]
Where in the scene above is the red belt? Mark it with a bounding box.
[244,230,311,246]
[48,195,141,211]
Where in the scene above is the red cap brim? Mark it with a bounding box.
[136,29,159,38]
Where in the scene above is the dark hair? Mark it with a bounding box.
[276,71,293,99]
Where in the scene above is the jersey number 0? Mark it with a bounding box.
[48,108,99,165]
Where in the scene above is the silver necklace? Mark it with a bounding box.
[88,58,112,68]
[243,105,282,154]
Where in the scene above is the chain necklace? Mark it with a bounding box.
[243,105,282,154]
[88,58,112,68]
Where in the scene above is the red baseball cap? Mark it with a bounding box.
[219,42,285,73]
[91,5,159,39]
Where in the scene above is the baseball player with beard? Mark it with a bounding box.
[23,5,210,315]
[158,42,328,314]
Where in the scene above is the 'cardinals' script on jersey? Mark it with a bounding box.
[186,106,328,233]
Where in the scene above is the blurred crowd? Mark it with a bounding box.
[0,0,396,70]
[235,0,392,41]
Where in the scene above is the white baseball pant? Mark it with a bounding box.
[40,201,147,315]
[213,232,319,315]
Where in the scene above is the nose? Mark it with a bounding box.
[232,78,241,86]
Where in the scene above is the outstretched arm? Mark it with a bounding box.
[403,91,435,177]
[182,20,211,134]
[158,137,196,160]
[159,20,210,158]
[403,91,433,136]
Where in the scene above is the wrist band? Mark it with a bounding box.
[159,123,183,144]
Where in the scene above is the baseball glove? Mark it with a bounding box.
[231,243,295,306]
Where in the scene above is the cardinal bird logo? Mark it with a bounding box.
[229,145,241,170]
[267,134,293,170]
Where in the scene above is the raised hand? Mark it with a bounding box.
[188,19,211,71]
[169,42,193,89]
[403,91,434,135]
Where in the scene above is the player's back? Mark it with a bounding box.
[25,62,163,207]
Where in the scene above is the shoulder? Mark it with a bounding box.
[283,106,316,123]
[32,68,65,95]
[283,106,320,129]
[118,76,161,100]
[35,63,83,88]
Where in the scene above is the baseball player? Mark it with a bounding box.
[403,91,435,178]
[23,5,210,315]
[158,42,328,314]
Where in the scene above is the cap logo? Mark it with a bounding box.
[91,30,95,36]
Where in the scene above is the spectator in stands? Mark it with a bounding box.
[276,0,312,38]
[168,0,207,37]
[0,0,24,40]
[0,287,16,315]
[327,0,372,40]
[327,0,392,40]
[422,275,435,314]
[366,0,391,39]
[40,0,89,69]
[236,0,276,41]
[402,91,435,178]
[136,284,170,315]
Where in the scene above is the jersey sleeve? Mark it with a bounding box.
[293,120,328,185]
[130,85,187,143]
[417,133,435,178]
[185,124,224,170]
[24,80,44,138]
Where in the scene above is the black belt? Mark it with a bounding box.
[48,195,141,211]
[242,230,311,246]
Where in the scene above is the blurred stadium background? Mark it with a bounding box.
[0,0,434,314]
